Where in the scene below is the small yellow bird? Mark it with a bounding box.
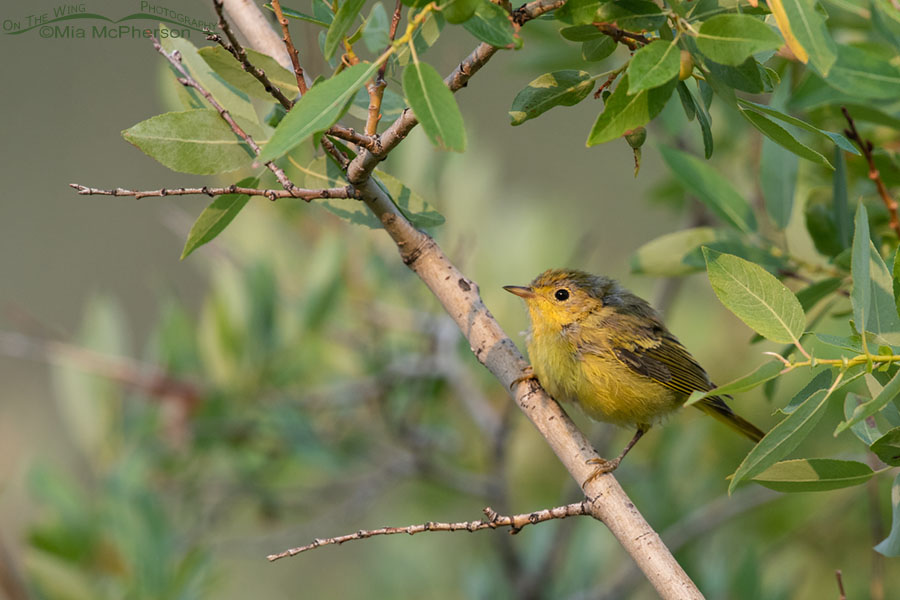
[505,269,764,482]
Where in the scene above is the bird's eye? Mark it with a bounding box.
[554,289,570,301]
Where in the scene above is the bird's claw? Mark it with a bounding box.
[582,457,620,488]
[510,366,537,390]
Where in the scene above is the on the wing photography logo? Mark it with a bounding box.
[2,2,215,40]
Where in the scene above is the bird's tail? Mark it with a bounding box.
[695,397,765,443]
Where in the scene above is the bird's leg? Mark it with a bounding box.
[582,426,648,487]
[510,365,537,389]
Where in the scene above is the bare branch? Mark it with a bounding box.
[267,502,592,561]
[842,106,900,239]
[221,0,291,69]
[0,330,201,407]
[269,0,308,94]
[69,183,359,202]
[209,0,294,109]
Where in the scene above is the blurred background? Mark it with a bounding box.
[1,1,894,598]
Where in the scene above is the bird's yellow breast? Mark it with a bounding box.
[526,324,682,428]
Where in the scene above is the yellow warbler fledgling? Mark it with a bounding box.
[505,269,764,483]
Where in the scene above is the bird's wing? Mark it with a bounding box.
[577,313,714,397]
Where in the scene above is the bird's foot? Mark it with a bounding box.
[582,457,621,488]
[510,365,537,390]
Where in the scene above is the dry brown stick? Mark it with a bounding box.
[209,0,294,109]
[270,0,308,94]
[365,0,404,136]
[268,502,592,560]
[152,36,298,193]
[70,183,359,202]
[842,105,900,239]
[594,22,651,50]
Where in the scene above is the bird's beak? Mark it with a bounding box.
[503,285,535,299]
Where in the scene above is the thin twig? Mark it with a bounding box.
[842,106,900,239]
[320,136,351,170]
[329,124,383,154]
[836,570,846,600]
[269,0,308,94]
[594,22,651,50]
[151,36,298,192]
[209,0,294,109]
[366,0,404,135]
[69,183,359,202]
[267,502,592,561]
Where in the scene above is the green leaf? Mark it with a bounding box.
[739,107,833,169]
[161,31,257,125]
[324,0,366,59]
[301,157,443,228]
[703,248,806,344]
[833,146,851,248]
[850,203,900,343]
[362,3,391,51]
[871,427,900,466]
[795,277,842,312]
[509,70,595,126]
[686,361,784,406]
[582,37,617,61]
[555,0,602,24]
[442,0,479,24]
[894,248,900,321]
[658,146,756,233]
[586,77,675,146]
[463,0,521,48]
[596,0,666,30]
[627,40,680,94]
[122,109,264,174]
[696,15,783,66]
[735,99,858,155]
[761,135,798,229]
[844,392,882,445]
[559,25,605,41]
[198,46,299,101]
[772,0,837,75]
[851,202,872,340]
[837,368,900,434]
[729,371,833,492]
[814,333,863,353]
[403,61,467,151]
[875,473,900,556]
[631,227,727,276]
[684,240,786,274]
[264,3,332,27]
[181,177,257,259]
[704,56,766,95]
[395,11,444,66]
[373,171,445,228]
[752,458,875,492]
[686,82,714,159]
[825,45,900,100]
[259,62,377,162]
